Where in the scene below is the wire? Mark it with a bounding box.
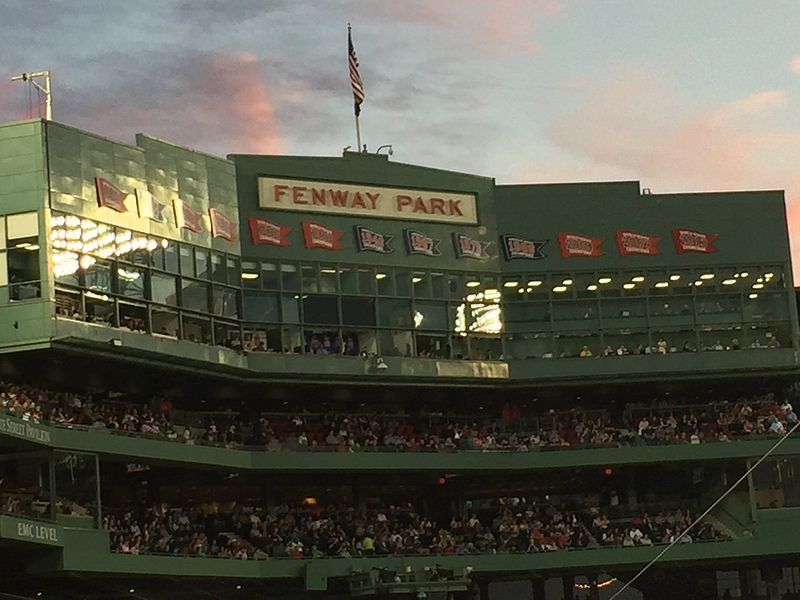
[609,420,800,600]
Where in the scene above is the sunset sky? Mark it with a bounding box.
[2,0,799,277]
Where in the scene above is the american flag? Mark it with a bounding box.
[348,27,365,116]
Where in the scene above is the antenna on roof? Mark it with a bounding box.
[11,70,52,120]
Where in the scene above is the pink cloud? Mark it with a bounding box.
[197,52,284,154]
[791,56,800,75]
[540,71,800,279]
[364,0,561,56]
[71,52,284,156]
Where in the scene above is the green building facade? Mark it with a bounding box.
[0,118,799,599]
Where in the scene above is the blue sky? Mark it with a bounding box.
[2,0,799,274]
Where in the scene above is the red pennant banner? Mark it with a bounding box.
[174,200,204,233]
[557,232,604,258]
[209,208,238,242]
[95,177,128,213]
[672,228,718,254]
[301,221,344,250]
[615,230,661,256]
[248,217,292,246]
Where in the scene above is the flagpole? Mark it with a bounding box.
[355,111,362,152]
[348,23,365,152]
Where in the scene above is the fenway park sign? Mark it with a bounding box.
[258,177,478,225]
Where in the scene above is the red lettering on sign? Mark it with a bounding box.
[274,185,288,203]
[351,192,367,209]
[292,186,308,204]
[330,190,349,207]
[366,192,379,210]
[311,188,326,206]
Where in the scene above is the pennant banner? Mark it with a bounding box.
[355,225,393,253]
[405,229,441,257]
[500,235,547,261]
[95,177,129,213]
[301,221,343,250]
[453,232,492,260]
[615,230,661,256]
[209,208,238,242]
[557,232,604,258]
[672,228,718,254]
[136,188,168,223]
[248,217,291,246]
[174,200,204,233]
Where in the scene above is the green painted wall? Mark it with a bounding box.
[230,152,498,272]
[495,183,792,272]
[25,509,800,588]
[2,411,798,472]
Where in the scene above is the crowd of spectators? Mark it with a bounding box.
[104,495,729,560]
[0,379,797,455]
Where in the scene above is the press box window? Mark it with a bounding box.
[6,212,41,300]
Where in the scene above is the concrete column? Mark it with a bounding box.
[478,580,490,600]
[588,575,600,600]
[563,575,575,600]
[761,566,782,600]
[531,578,545,600]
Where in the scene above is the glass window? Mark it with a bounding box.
[395,270,412,297]
[241,261,260,289]
[376,270,393,295]
[281,263,299,291]
[212,286,238,318]
[242,292,280,322]
[116,266,145,299]
[152,308,178,337]
[550,274,575,298]
[6,237,41,299]
[303,295,338,325]
[6,212,38,239]
[226,257,239,283]
[342,330,376,356]
[377,298,413,328]
[430,273,444,298]
[414,302,448,330]
[151,273,178,306]
[358,268,376,294]
[181,279,209,312]
[85,261,112,293]
[151,246,165,270]
[319,266,338,293]
[179,246,194,277]
[340,267,358,294]
[411,272,431,297]
[195,250,210,279]
[415,333,447,358]
[119,302,147,333]
[164,243,179,273]
[211,253,226,283]
[84,291,115,326]
[282,294,301,322]
[378,330,413,357]
[342,297,375,326]
[261,262,280,290]
[214,321,241,349]
[182,315,211,344]
[301,264,318,292]
[447,274,463,300]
